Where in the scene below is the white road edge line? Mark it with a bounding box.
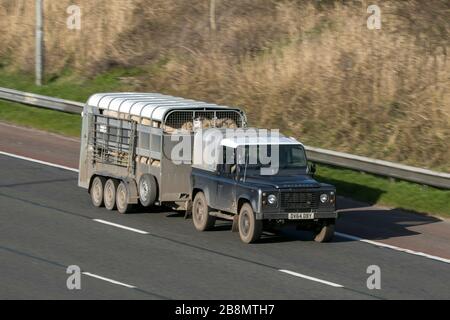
[82,272,137,289]
[336,232,450,264]
[93,219,149,235]
[279,269,343,288]
[0,151,79,173]
[2,150,450,265]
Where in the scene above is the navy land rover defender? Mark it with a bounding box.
[191,131,337,244]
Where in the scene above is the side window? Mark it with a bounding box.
[221,147,236,175]
[224,147,235,165]
[150,133,161,152]
[139,132,150,150]
[291,147,307,166]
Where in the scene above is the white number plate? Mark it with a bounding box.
[288,212,315,220]
[99,124,108,133]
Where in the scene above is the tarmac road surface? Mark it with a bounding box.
[1,122,449,299]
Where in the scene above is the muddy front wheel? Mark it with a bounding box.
[238,203,262,244]
[192,192,216,231]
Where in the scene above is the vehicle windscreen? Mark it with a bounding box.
[238,144,307,174]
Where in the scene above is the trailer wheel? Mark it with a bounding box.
[192,192,216,231]
[90,176,106,207]
[104,178,119,211]
[139,174,157,207]
[238,203,262,244]
[314,223,335,243]
[116,181,132,214]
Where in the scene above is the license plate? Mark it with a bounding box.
[288,212,315,220]
[99,124,108,133]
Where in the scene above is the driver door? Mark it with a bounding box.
[215,147,237,212]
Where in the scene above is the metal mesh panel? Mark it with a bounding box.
[215,111,244,128]
[164,110,245,132]
[90,115,136,168]
[164,111,193,131]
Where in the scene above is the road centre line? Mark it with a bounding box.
[279,269,344,288]
[82,272,137,289]
[93,219,150,235]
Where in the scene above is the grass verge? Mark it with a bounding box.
[0,67,141,102]
[0,67,134,136]
[317,165,450,218]
[0,100,81,137]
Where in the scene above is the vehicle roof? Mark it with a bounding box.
[86,92,241,122]
[220,136,303,148]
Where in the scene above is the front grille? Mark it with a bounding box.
[280,192,319,210]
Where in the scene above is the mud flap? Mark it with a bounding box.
[125,178,139,204]
[231,215,239,232]
[184,200,192,219]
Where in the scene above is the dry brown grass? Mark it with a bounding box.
[0,0,136,72]
[0,0,449,171]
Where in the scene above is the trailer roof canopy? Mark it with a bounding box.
[220,136,302,149]
[86,92,242,122]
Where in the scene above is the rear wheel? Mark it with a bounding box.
[116,181,132,214]
[104,179,119,211]
[238,203,262,244]
[314,223,335,243]
[90,176,106,207]
[192,192,216,231]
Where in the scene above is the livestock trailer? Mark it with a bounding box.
[78,92,247,213]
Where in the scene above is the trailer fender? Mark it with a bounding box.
[124,178,139,204]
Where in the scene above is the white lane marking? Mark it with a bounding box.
[336,232,450,264]
[2,150,450,265]
[82,272,136,289]
[0,151,78,172]
[93,219,149,235]
[279,269,344,288]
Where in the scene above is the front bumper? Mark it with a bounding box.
[256,210,337,220]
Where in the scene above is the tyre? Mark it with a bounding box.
[116,181,133,214]
[139,174,158,207]
[104,178,119,211]
[314,223,335,243]
[90,176,106,207]
[238,203,262,244]
[192,192,216,231]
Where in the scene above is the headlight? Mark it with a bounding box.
[320,193,329,203]
[267,194,277,205]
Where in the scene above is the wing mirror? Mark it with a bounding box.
[309,163,316,176]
